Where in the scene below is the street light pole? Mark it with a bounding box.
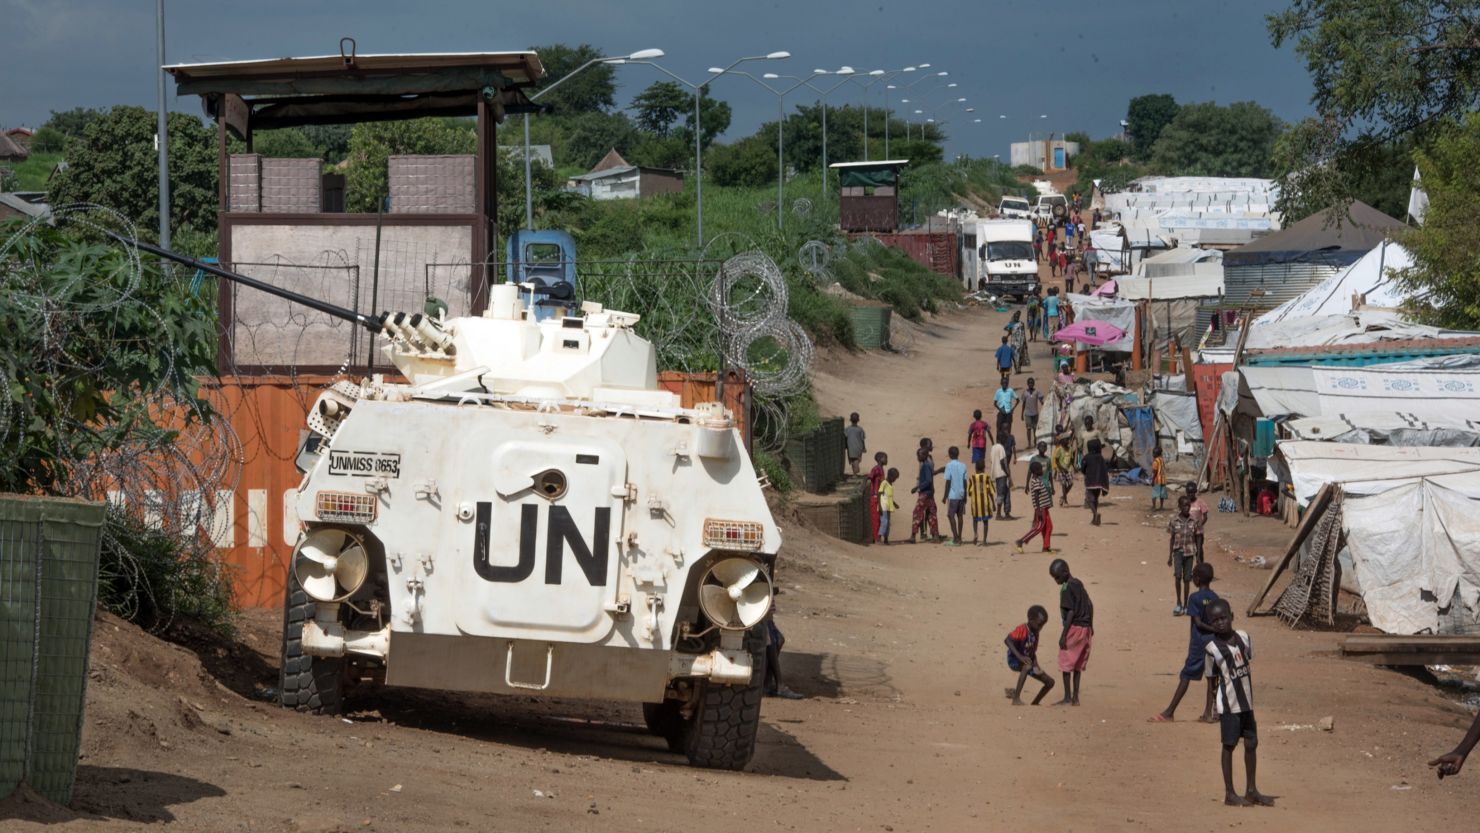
[712,69,810,229]
[155,0,170,249]
[810,68,856,202]
[629,51,789,245]
[524,48,664,230]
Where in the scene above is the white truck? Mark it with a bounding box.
[975,219,1040,299]
[118,234,781,771]
[997,195,1032,220]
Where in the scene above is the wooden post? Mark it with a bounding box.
[1131,300,1144,370]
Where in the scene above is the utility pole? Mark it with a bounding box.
[156,0,171,249]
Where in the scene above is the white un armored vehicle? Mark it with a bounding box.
[121,235,782,770]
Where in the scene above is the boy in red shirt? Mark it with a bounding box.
[1003,605,1054,705]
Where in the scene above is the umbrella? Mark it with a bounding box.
[1091,279,1117,297]
[1054,319,1124,347]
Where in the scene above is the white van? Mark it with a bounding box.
[998,196,1032,220]
[975,219,1039,299]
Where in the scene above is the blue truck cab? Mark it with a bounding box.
[504,229,578,321]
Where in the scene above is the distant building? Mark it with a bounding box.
[0,132,29,164]
[1010,137,1079,172]
[566,149,683,201]
[4,127,34,149]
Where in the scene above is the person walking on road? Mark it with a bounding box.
[1052,437,1075,507]
[1082,438,1110,526]
[990,436,1013,521]
[994,378,1018,451]
[967,409,993,469]
[942,446,969,547]
[844,412,867,476]
[1022,378,1044,448]
[909,440,943,544]
[1014,460,1054,553]
[995,335,1015,385]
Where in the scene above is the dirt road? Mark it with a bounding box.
[7,303,1478,832]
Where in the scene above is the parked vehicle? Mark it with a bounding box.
[1033,193,1068,222]
[997,196,1032,220]
[975,219,1039,299]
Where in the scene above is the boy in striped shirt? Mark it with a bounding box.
[1204,599,1274,807]
[966,459,995,546]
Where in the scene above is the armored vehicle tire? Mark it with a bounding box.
[682,630,767,770]
[642,701,686,752]
[279,569,344,715]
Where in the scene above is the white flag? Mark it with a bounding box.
[1407,166,1428,225]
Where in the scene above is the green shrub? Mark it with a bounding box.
[751,448,793,493]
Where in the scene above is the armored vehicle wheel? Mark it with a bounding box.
[279,568,344,715]
[681,629,767,770]
[642,701,686,752]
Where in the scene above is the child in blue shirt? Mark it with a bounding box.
[1150,562,1220,723]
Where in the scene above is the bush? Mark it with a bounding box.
[99,511,236,634]
[751,448,793,493]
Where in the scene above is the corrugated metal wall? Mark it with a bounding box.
[210,371,745,608]
[1201,262,1339,335]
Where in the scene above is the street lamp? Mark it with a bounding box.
[623,51,789,245]
[845,68,892,160]
[524,47,664,229]
[810,67,856,200]
[717,69,815,229]
[889,70,948,149]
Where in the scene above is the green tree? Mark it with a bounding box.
[556,111,643,170]
[28,126,67,154]
[1148,101,1282,177]
[41,107,105,143]
[1397,112,1480,329]
[1268,1,1480,211]
[343,118,475,212]
[48,106,218,240]
[1126,94,1180,159]
[529,43,619,113]
[0,220,217,494]
[707,134,778,187]
[681,86,732,150]
[250,128,321,159]
[300,124,353,164]
[632,81,690,136]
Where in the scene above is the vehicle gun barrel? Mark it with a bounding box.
[105,231,386,333]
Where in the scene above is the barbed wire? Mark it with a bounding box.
[1,204,243,627]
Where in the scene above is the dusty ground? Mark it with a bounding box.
[7,297,1479,832]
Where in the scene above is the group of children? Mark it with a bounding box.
[1001,545,1270,806]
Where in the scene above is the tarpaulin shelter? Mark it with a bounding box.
[1274,441,1480,634]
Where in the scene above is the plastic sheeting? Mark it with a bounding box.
[1151,389,1203,442]
[1285,413,1480,446]
[1278,441,1480,506]
[1343,481,1480,634]
[1065,293,1136,352]
[1311,364,1480,424]
[1126,406,1156,472]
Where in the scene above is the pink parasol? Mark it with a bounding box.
[1053,319,1124,346]
[1091,279,1117,297]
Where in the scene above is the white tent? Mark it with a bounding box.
[1277,441,1480,634]
[1256,241,1415,325]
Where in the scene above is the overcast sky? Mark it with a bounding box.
[3,0,1313,158]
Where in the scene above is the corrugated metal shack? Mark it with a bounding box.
[1213,201,1405,338]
